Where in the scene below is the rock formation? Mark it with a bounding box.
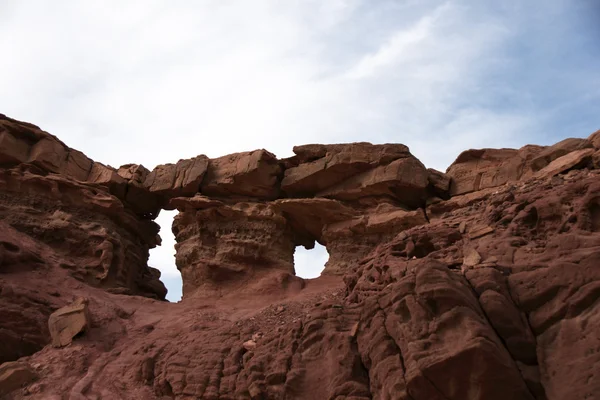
[48,298,90,348]
[0,112,599,399]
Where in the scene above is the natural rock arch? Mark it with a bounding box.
[1,114,600,398]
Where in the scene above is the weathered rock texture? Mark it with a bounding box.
[0,113,599,399]
[48,298,90,347]
[171,200,301,297]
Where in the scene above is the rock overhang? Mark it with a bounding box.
[1,112,598,298]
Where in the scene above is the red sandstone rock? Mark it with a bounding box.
[446,137,597,196]
[427,168,451,198]
[0,115,46,166]
[0,362,37,398]
[167,194,224,211]
[0,116,161,218]
[173,202,298,297]
[86,161,127,198]
[530,137,593,171]
[317,156,429,207]
[534,148,595,178]
[462,247,482,267]
[446,147,541,195]
[364,205,427,234]
[0,114,46,141]
[593,149,600,169]
[589,129,600,149]
[28,137,68,173]
[64,149,93,181]
[0,114,599,399]
[469,225,495,239]
[118,163,150,183]
[0,167,165,300]
[272,198,357,243]
[144,155,208,198]
[48,297,89,347]
[117,164,162,216]
[282,142,412,196]
[201,150,281,199]
[320,205,428,276]
[0,131,30,164]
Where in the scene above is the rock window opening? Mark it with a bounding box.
[293,243,329,279]
[149,209,183,302]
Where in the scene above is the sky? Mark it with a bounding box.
[1,1,599,301]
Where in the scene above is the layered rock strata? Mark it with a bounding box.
[0,113,599,399]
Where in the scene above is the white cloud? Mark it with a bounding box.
[343,3,442,80]
[1,1,597,299]
[0,1,517,168]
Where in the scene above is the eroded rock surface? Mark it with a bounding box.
[201,150,281,200]
[0,113,599,400]
[172,200,300,297]
[0,362,37,398]
[48,298,90,347]
[281,143,429,208]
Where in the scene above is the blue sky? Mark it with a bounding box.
[1,1,599,301]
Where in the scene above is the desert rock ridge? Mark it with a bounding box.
[1,113,600,399]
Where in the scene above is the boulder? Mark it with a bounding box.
[63,149,93,181]
[28,137,68,173]
[317,156,429,207]
[534,148,595,179]
[118,163,150,183]
[87,161,127,198]
[243,340,257,351]
[201,150,281,199]
[530,138,593,171]
[282,143,411,196]
[427,168,451,198]
[144,155,209,198]
[48,298,90,347]
[118,164,161,216]
[463,248,482,267]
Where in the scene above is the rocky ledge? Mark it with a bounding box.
[0,113,599,399]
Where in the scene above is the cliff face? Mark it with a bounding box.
[0,113,599,399]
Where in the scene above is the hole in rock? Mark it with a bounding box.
[149,209,182,302]
[294,243,329,279]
